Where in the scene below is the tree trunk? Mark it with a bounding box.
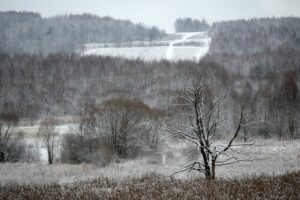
[205,168,211,180]
[48,150,53,165]
[201,151,211,180]
[243,127,248,142]
[0,152,5,162]
[288,112,295,139]
[211,159,216,180]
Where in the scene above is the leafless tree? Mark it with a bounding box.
[170,74,251,180]
[0,112,19,162]
[281,71,298,139]
[38,117,58,164]
[147,120,162,150]
[61,100,100,163]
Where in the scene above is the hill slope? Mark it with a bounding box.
[207,17,300,74]
[0,11,166,55]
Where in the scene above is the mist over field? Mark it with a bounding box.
[0,1,300,199]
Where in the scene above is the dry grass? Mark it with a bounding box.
[0,171,299,200]
[0,139,299,199]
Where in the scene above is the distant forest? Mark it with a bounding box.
[208,17,300,74]
[174,18,210,32]
[209,17,300,54]
[0,11,166,55]
[0,53,299,139]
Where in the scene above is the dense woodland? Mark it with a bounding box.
[0,11,166,55]
[206,17,300,140]
[0,53,299,140]
[208,17,300,73]
[209,17,300,54]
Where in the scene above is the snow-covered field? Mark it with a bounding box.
[83,32,211,61]
[14,123,75,136]
[0,139,299,184]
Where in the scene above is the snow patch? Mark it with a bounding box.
[83,32,211,61]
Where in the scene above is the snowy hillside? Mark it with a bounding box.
[83,32,211,61]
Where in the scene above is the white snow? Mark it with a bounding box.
[83,32,211,61]
[166,32,210,60]
[14,123,76,135]
[84,46,169,61]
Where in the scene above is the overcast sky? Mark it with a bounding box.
[1,0,300,32]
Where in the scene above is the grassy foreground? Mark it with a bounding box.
[1,171,299,200]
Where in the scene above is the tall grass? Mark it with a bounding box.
[1,171,299,200]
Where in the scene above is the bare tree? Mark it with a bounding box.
[61,100,100,163]
[281,71,298,139]
[146,120,162,151]
[0,112,19,162]
[38,118,58,164]
[170,75,251,180]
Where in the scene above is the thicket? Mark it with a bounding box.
[60,99,165,165]
[174,18,210,32]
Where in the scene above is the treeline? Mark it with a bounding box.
[174,18,210,32]
[207,45,300,75]
[0,54,180,118]
[0,11,166,55]
[0,53,299,140]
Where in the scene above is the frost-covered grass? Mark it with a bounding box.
[216,139,300,178]
[0,139,299,199]
[1,171,299,200]
[0,139,299,184]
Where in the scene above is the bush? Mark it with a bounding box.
[60,133,117,166]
